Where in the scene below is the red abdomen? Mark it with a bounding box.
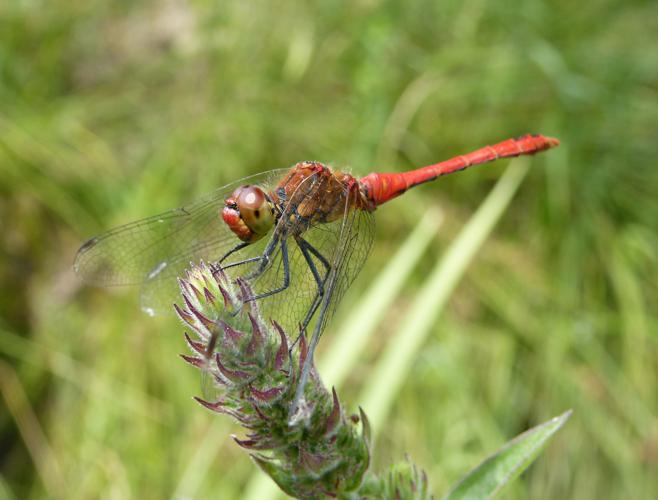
[360,134,559,206]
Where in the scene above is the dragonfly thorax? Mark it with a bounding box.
[222,185,276,242]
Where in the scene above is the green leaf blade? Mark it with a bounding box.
[445,410,573,500]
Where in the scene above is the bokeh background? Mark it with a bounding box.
[2,0,657,498]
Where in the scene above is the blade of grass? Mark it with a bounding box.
[444,410,572,500]
[319,208,444,387]
[0,328,170,422]
[360,160,529,432]
[0,474,17,500]
[172,419,231,499]
[0,360,65,498]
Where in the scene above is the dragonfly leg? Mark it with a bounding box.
[291,236,332,346]
[296,236,331,292]
[245,238,291,302]
[220,254,265,271]
[218,241,251,264]
[214,234,294,312]
[220,233,280,276]
[290,284,332,419]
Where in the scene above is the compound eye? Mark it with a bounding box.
[236,186,274,236]
[237,186,266,212]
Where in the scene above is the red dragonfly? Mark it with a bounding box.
[75,134,558,411]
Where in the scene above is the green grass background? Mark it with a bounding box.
[1,0,657,498]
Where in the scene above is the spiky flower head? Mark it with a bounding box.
[176,262,370,498]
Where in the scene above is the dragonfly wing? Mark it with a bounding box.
[288,182,375,412]
[316,199,375,335]
[138,230,237,316]
[74,169,289,315]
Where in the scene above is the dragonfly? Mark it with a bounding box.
[75,134,559,413]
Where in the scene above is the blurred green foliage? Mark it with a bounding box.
[1,0,657,498]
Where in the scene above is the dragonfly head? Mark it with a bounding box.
[222,185,275,243]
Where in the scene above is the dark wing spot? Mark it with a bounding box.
[73,236,100,274]
[77,236,99,254]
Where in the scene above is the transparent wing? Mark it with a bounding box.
[283,178,375,411]
[74,169,288,314]
[316,196,375,335]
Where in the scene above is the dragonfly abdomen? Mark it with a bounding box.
[360,134,559,206]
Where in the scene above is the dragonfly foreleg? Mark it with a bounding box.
[214,233,293,308]
[220,254,265,271]
[220,233,280,277]
[218,241,250,264]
